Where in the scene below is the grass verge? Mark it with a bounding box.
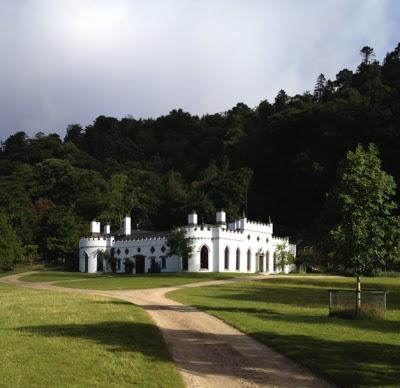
[0,283,184,387]
[20,271,255,290]
[168,276,400,387]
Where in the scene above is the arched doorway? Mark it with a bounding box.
[84,251,89,273]
[224,247,229,270]
[200,246,209,269]
[236,248,240,270]
[258,253,264,272]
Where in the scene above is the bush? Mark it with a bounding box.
[124,258,135,274]
[148,258,161,273]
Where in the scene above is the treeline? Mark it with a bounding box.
[1,43,400,269]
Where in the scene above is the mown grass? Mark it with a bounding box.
[169,276,400,388]
[0,283,184,387]
[21,271,255,290]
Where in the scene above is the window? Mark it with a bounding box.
[161,246,166,253]
[236,248,240,271]
[257,236,260,242]
[116,248,121,256]
[247,249,251,271]
[273,252,277,272]
[224,247,229,270]
[161,256,167,269]
[150,246,155,254]
[125,248,129,255]
[247,235,250,240]
[200,246,209,269]
[117,259,121,270]
[137,247,141,253]
[266,251,270,272]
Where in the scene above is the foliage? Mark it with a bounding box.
[24,244,40,266]
[275,243,295,272]
[326,144,400,276]
[166,229,194,261]
[148,257,161,273]
[38,206,81,261]
[1,43,400,267]
[124,258,135,274]
[0,214,24,270]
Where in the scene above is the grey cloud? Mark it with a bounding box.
[0,0,399,139]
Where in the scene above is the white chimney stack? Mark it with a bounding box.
[188,211,198,226]
[90,220,101,234]
[104,224,110,235]
[123,216,131,236]
[216,210,226,225]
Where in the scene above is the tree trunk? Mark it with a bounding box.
[356,275,361,312]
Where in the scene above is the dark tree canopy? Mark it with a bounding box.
[1,42,400,271]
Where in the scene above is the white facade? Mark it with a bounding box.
[79,212,296,274]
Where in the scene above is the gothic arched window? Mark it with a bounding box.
[200,246,209,269]
[247,249,251,271]
[224,247,229,270]
[236,248,240,271]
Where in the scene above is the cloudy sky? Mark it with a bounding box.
[1,0,399,139]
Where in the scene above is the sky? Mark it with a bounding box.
[0,0,400,139]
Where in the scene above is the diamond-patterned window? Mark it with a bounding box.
[117,248,121,255]
[247,235,250,240]
[161,246,166,253]
[257,236,260,242]
[150,246,155,254]
[125,248,129,255]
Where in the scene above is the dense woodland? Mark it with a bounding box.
[1,44,400,269]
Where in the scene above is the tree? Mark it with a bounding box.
[166,229,194,268]
[275,242,295,272]
[314,73,327,101]
[39,206,81,261]
[327,144,400,297]
[360,46,375,64]
[0,213,24,270]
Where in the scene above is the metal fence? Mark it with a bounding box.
[328,289,387,319]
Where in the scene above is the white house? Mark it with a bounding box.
[78,211,296,274]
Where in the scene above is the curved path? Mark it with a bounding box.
[1,273,334,388]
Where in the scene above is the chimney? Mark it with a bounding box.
[90,220,101,234]
[216,210,226,225]
[188,211,198,226]
[123,216,131,236]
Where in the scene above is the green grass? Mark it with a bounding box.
[0,283,184,387]
[21,271,255,290]
[169,276,400,388]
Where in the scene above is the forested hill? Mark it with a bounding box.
[1,44,400,261]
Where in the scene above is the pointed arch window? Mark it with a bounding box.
[200,246,209,269]
[224,247,229,270]
[247,249,251,271]
[236,248,240,271]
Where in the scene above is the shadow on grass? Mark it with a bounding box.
[16,320,400,387]
[16,321,172,362]
[249,331,400,388]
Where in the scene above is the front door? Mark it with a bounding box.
[135,256,145,274]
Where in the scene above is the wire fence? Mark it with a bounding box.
[328,289,387,319]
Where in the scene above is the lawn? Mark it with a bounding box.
[0,283,184,387]
[21,271,255,290]
[169,276,400,388]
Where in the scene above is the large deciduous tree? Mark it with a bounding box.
[327,144,400,290]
